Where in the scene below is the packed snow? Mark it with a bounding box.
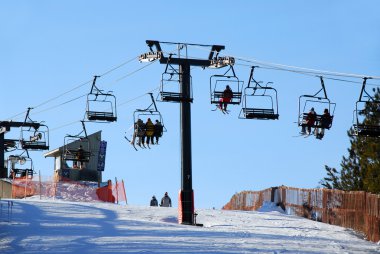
[0,199,379,254]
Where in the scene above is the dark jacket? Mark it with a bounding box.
[321,112,332,129]
[306,111,316,126]
[154,121,163,137]
[136,119,146,137]
[223,87,233,100]
[150,197,158,206]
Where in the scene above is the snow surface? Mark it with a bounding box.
[0,199,379,254]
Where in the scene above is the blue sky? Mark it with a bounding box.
[1,1,379,209]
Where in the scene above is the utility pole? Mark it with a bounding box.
[140,40,232,225]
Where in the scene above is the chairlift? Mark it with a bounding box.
[351,77,380,137]
[86,76,117,122]
[19,108,49,150]
[126,93,167,150]
[63,121,91,164]
[133,93,166,131]
[298,77,336,130]
[8,153,34,179]
[210,65,243,106]
[158,55,193,103]
[239,66,279,120]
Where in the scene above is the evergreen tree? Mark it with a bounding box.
[320,87,380,193]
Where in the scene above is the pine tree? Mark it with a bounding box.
[320,87,380,193]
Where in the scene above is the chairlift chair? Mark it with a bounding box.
[86,76,117,122]
[8,154,34,178]
[133,93,167,133]
[62,122,91,163]
[210,65,243,106]
[297,77,336,130]
[20,124,49,151]
[158,57,193,103]
[239,67,279,120]
[19,108,49,150]
[351,77,380,137]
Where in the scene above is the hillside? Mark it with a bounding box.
[1,199,379,253]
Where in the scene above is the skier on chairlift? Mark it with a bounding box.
[301,107,317,135]
[316,108,332,140]
[154,120,163,144]
[219,85,233,111]
[135,119,146,147]
[145,118,155,146]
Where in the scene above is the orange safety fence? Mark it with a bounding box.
[96,179,127,203]
[10,175,127,204]
[223,186,380,243]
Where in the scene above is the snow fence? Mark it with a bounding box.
[223,186,380,243]
[7,175,127,203]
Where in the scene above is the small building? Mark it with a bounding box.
[44,131,103,182]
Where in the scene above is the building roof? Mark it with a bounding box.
[43,131,101,158]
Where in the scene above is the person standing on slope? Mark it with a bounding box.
[160,192,172,207]
[150,195,158,206]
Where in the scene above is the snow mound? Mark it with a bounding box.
[257,201,285,213]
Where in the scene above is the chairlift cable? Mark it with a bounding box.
[48,85,160,132]
[98,56,138,77]
[231,55,380,80]
[117,86,160,108]
[50,120,80,132]
[4,55,140,121]
[178,44,380,80]
[235,62,380,87]
[111,59,157,85]
[33,94,87,116]
[6,57,157,122]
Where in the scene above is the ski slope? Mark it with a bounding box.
[0,199,379,254]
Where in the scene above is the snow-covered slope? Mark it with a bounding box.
[0,199,379,253]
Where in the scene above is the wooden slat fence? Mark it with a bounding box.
[223,186,380,242]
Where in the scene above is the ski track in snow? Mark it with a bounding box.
[0,199,379,254]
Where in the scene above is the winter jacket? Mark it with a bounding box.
[321,113,332,129]
[154,122,163,137]
[222,88,233,102]
[145,119,154,137]
[136,120,146,137]
[161,195,172,207]
[150,197,158,206]
[306,111,316,126]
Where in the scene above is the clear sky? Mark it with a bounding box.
[1,1,379,209]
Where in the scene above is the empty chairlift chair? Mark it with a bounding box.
[351,77,380,137]
[239,67,279,120]
[86,76,117,122]
[158,56,193,103]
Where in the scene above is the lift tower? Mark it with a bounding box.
[140,40,233,225]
